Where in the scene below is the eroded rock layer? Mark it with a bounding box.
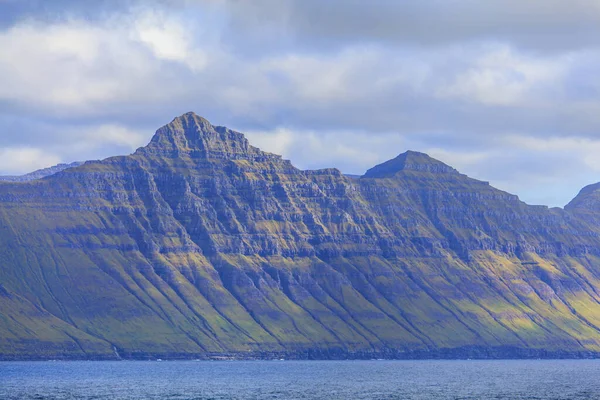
[3,112,600,359]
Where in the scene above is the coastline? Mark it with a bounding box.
[2,346,600,361]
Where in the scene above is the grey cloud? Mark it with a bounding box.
[218,0,600,53]
[0,0,140,26]
[0,1,599,207]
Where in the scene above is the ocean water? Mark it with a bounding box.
[1,360,600,399]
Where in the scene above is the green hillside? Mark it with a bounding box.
[3,112,600,359]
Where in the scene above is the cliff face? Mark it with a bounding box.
[3,112,600,360]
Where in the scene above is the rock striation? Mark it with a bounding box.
[3,112,600,360]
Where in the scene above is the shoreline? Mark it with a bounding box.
[2,346,600,361]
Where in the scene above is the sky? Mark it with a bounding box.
[0,0,599,207]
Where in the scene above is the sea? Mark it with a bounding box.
[1,360,600,399]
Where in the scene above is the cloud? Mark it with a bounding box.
[0,8,211,116]
[72,124,149,153]
[133,9,208,70]
[220,0,600,53]
[0,1,599,207]
[0,116,148,174]
[0,147,61,175]
[435,46,568,107]
[246,126,600,207]
[246,128,407,174]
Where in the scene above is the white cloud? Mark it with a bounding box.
[244,128,295,156]
[1,1,600,208]
[0,147,61,175]
[436,46,568,106]
[45,123,151,164]
[79,124,148,150]
[132,10,208,70]
[503,135,600,172]
[0,21,123,107]
[425,148,491,171]
[246,127,408,174]
[0,10,210,115]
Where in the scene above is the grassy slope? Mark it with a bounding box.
[3,115,600,358]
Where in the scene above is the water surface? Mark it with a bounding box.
[1,360,599,399]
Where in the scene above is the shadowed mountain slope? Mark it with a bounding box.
[3,112,600,360]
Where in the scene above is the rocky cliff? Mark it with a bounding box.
[3,112,600,360]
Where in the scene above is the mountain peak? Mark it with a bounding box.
[565,182,600,212]
[171,111,213,130]
[362,151,459,178]
[143,112,255,159]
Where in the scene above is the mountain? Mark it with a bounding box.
[3,112,600,360]
[0,161,84,182]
